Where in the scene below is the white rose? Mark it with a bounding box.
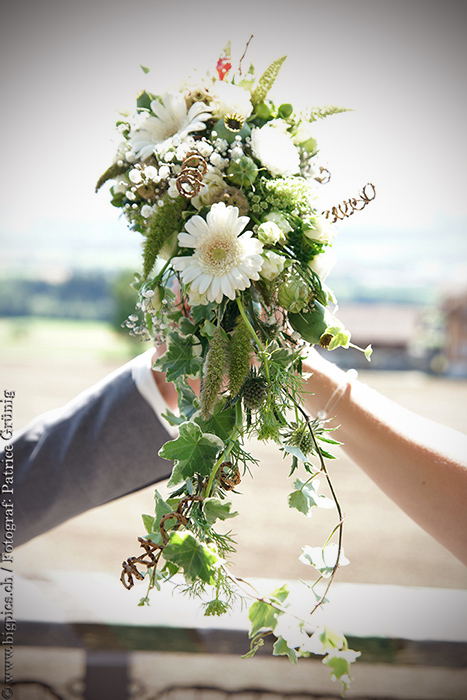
[308,247,336,282]
[303,215,335,244]
[264,210,293,235]
[256,221,283,245]
[250,124,300,177]
[259,251,286,281]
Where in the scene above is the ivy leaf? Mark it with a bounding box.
[175,376,199,421]
[154,332,203,382]
[167,462,184,487]
[273,636,298,665]
[322,649,361,693]
[158,421,224,478]
[163,531,218,584]
[204,498,238,525]
[299,543,349,578]
[141,513,155,535]
[143,491,176,543]
[140,64,150,74]
[248,585,289,638]
[288,478,334,517]
[193,401,236,443]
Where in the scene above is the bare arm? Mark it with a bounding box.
[302,350,467,565]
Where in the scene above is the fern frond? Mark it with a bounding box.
[250,55,287,106]
[95,162,128,192]
[300,105,352,123]
[142,196,187,279]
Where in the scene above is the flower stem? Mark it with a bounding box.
[236,297,270,383]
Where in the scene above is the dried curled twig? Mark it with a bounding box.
[323,182,376,223]
[120,495,205,588]
[176,151,208,198]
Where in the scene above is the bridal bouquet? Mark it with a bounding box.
[97,41,374,692]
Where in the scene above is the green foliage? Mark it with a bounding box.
[248,585,289,638]
[300,543,350,578]
[273,636,298,665]
[199,326,228,419]
[300,105,352,123]
[228,317,253,397]
[142,196,187,279]
[288,478,334,516]
[95,162,129,193]
[203,498,238,525]
[158,421,224,479]
[250,55,287,106]
[163,531,219,584]
[194,401,237,443]
[155,331,203,383]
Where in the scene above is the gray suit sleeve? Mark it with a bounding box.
[3,360,173,546]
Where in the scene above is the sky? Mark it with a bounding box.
[1,0,466,290]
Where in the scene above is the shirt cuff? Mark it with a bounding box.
[131,349,178,437]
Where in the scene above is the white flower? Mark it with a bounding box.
[128,168,143,184]
[144,165,158,181]
[188,288,209,306]
[308,246,337,282]
[112,176,128,195]
[211,81,253,120]
[263,210,293,235]
[191,170,226,210]
[256,221,283,245]
[259,250,286,281]
[129,92,211,160]
[303,214,335,244]
[171,202,263,304]
[250,124,300,177]
[141,204,154,218]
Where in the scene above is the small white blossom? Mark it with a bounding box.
[128,169,143,184]
[144,165,158,180]
[158,165,171,179]
[141,204,154,218]
[197,140,214,157]
[259,251,286,281]
[210,152,228,169]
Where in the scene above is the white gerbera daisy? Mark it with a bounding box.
[250,124,300,177]
[129,92,211,160]
[211,81,253,120]
[172,202,264,304]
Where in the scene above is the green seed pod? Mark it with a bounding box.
[287,422,314,455]
[242,374,268,410]
[213,118,251,144]
[200,327,228,419]
[277,275,312,313]
[228,318,253,398]
[227,156,258,188]
[288,301,332,345]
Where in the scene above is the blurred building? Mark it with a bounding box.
[442,291,467,376]
[325,302,445,373]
